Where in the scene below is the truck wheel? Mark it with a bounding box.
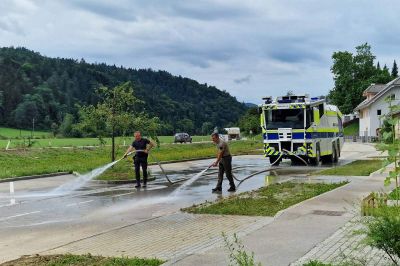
[333,145,338,163]
[269,156,280,166]
[309,146,320,166]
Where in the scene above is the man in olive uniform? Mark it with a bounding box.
[123,131,154,188]
[210,132,236,192]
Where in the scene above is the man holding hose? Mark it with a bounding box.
[210,132,236,193]
[123,131,154,188]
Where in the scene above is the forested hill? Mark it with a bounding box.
[0,47,247,134]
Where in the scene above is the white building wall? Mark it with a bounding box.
[366,87,400,137]
[359,109,370,137]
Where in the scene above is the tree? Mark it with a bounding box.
[201,122,214,135]
[50,122,58,137]
[78,82,139,161]
[0,91,4,124]
[176,119,194,134]
[13,97,39,129]
[392,60,398,78]
[0,47,247,132]
[329,43,394,114]
[238,107,261,135]
[59,113,76,137]
[329,51,354,113]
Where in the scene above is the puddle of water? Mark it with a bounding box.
[86,190,133,197]
[170,167,210,197]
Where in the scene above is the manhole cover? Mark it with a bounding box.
[312,210,345,216]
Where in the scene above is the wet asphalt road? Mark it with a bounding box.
[0,156,332,228]
[0,146,373,262]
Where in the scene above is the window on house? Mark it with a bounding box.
[377,109,381,116]
[387,94,396,101]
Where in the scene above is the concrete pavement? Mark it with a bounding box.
[0,142,391,265]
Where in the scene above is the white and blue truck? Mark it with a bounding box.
[259,94,344,166]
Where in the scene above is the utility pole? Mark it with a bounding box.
[111,90,116,162]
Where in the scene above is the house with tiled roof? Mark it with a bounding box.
[354,77,400,137]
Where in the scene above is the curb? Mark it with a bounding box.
[0,172,72,183]
[369,162,395,176]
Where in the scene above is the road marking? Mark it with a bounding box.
[0,202,20,208]
[66,200,94,207]
[0,210,41,221]
[111,192,135,198]
[9,182,14,194]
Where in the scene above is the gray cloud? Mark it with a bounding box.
[234,75,251,84]
[66,0,137,21]
[1,0,400,104]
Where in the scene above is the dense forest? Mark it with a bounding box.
[0,47,247,135]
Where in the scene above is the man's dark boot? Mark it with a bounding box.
[212,187,222,193]
[142,182,147,188]
[227,186,236,192]
[135,182,141,188]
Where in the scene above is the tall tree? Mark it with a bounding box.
[76,82,159,161]
[392,60,398,78]
[238,107,261,135]
[329,43,393,114]
[329,51,355,113]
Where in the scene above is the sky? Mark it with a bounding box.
[1,0,400,104]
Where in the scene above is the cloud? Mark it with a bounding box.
[1,0,400,104]
[66,0,137,21]
[234,75,251,84]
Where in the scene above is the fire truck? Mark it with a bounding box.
[259,95,344,166]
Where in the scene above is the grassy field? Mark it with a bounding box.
[344,122,359,136]
[315,160,383,176]
[1,254,164,266]
[0,140,262,180]
[182,182,348,216]
[0,135,210,149]
[0,127,50,139]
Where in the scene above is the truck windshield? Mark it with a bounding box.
[265,109,307,129]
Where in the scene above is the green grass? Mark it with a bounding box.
[302,261,333,266]
[0,140,262,180]
[0,127,50,139]
[344,122,359,136]
[2,254,164,266]
[0,135,209,148]
[389,188,400,200]
[182,182,348,216]
[315,160,383,176]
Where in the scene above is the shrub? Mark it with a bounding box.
[362,206,400,265]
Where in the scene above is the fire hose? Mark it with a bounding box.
[125,147,308,187]
[232,149,307,185]
[124,150,174,184]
